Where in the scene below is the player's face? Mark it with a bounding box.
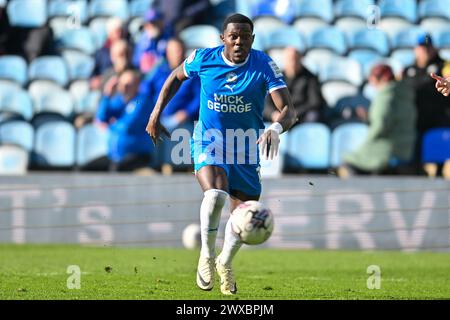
[221,23,254,63]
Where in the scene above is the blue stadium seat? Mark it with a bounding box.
[0,145,29,175]
[32,89,75,118]
[419,0,450,21]
[391,28,425,49]
[329,94,370,126]
[309,27,347,55]
[320,57,363,86]
[89,0,130,21]
[287,123,331,169]
[349,29,390,56]
[330,122,369,167]
[69,80,90,113]
[77,123,109,167]
[436,30,450,49]
[48,0,88,24]
[0,55,27,86]
[379,0,417,23]
[179,25,221,50]
[0,120,34,151]
[295,0,334,23]
[390,50,415,69]
[130,0,154,18]
[57,28,96,55]
[263,27,306,52]
[7,0,47,27]
[62,50,95,81]
[422,128,450,164]
[321,82,359,108]
[0,88,33,120]
[335,0,375,20]
[77,90,101,114]
[252,0,296,24]
[348,50,383,78]
[29,56,70,87]
[33,121,76,167]
[89,18,109,50]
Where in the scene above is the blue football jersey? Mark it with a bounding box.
[184,45,286,164]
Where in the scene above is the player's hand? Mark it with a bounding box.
[257,129,280,160]
[146,114,170,146]
[430,73,450,96]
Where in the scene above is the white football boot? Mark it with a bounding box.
[196,256,215,291]
[215,257,237,295]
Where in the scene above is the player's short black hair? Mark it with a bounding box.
[222,13,254,33]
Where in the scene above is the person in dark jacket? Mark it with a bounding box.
[264,47,324,125]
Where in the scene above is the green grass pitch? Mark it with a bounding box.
[0,244,449,300]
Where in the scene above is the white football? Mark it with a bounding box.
[231,201,274,245]
[182,223,201,249]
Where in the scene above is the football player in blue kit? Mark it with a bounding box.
[146,14,297,295]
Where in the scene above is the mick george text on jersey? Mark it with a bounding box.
[208,94,252,113]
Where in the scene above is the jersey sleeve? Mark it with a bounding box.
[262,54,287,94]
[183,49,205,79]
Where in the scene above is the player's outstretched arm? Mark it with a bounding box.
[146,65,188,145]
[430,73,450,97]
[257,87,297,160]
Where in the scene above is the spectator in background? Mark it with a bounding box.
[96,69,154,172]
[402,33,449,162]
[339,65,417,177]
[133,9,171,73]
[91,17,126,89]
[155,0,213,35]
[140,37,200,173]
[264,47,324,125]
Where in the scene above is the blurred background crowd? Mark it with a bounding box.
[0,0,449,178]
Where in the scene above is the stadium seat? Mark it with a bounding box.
[330,122,369,167]
[420,19,450,36]
[378,18,414,41]
[69,80,90,113]
[48,0,88,24]
[78,90,101,114]
[294,0,333,23]
[0,55,27,86]
[32,89,75,118]
[89,0,130,21]
[263,27,306,53]
[89,18,109,50]
[334,0,375,20]
[253,16,287,38]
[128,17,145,43]
[7,0,47,27]
[348,50,383,78]
[77,123,109,168]
[419,0,450,21]
[252,0,296,24]
[287,123,331,169]
[49,17,72,39]
[0,120,34,151]
[62,50,95,81]
[349,29,390,56]
[334,17,367,39]
[33,121,76,167]
[0,88,33,121]
[129,0,154,18]
[57,28,96,55]
[321,82,359,108]
[303,51,340,76]
[379,0,417,23]
[436,30,450,49]
[390,50,415,70]
[292,17,329,39]
[0,145,29,175]
[391,28,425,50]
[179,25,221,51]
[308,27,347,56]
[319,57,363,86]
[28,56,70,87]
[422,128,450,164]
